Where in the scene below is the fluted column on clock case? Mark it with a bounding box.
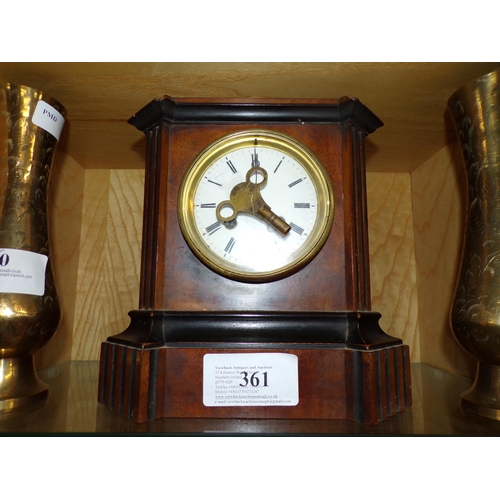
[341,122,372,312]
[138,123,169,311]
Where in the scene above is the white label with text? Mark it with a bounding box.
[203,352,299,407]
[32,100,65,140]
[0,248,48,296]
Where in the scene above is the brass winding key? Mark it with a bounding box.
[216,166,291,235]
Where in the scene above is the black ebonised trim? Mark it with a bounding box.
[106,310,401,350]
[352,350,364,422]
[128,97,383,136]
[108,344,117,410]
[128,349,136,419]
[385,351,392,416]
[98,342,108,404]
[376,351,383,422]
[403,348,411,408]
[147,349,159,420]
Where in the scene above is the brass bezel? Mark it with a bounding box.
[178,129,334,283]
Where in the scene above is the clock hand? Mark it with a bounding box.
[216,166,291,235]
[251,139,260,167]
[251,139,260,184]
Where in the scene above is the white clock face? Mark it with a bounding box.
[178,130,334,283]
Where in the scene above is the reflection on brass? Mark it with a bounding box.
[448,67,500,421]
[0,83,66,412]
[216,166,291,235]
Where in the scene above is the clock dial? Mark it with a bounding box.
[178,130,334,282]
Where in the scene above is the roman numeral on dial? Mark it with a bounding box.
[274,157,285,173]
[206,178,222,187]
[288,178,304,188]
[226,159,237,173]
[206,221,222,235]
[224,237,236,255]
[289,222,304,235]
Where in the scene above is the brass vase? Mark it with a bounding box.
[0,83,66,412]
[448,67,500,421]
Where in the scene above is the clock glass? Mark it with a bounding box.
[178,130,334,282]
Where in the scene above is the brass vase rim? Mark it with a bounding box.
[2,82,67,117]
[448,67,500,105]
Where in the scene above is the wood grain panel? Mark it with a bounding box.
[366,172,420,361]
[411,142,475,378]
[102,170,144,337]
[37,151,84,369]
[71,169,144,361]
[70,169,110,360]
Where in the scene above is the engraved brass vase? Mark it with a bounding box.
[0,83,66,412]
[448,68,500,421]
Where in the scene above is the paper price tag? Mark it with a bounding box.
[32,100,65,141]
[0,248,48,296]
[203,352,299,407]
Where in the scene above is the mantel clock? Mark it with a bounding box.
[98,96,411,424]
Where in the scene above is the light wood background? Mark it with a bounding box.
[36,152,84,369]
[412,142,475,377]
[1,62,497,173]
[367,172,420,360]
[41,141,476,379]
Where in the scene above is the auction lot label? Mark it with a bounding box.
[203,352,299,407]
[32,100,65,140]
[0,248,48,296]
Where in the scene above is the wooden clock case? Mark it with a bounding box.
[98,96,411,424]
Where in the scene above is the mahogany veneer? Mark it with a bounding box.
[98,96,412,424]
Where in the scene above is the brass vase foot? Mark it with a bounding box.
[0,356,49,413]
[460,363,500,421]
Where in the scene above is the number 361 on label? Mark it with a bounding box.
[203,352,299,407]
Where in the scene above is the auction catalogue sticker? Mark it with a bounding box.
[203,352,299,407]
[0,248,48,296]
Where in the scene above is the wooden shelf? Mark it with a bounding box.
[0,361,495,435]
